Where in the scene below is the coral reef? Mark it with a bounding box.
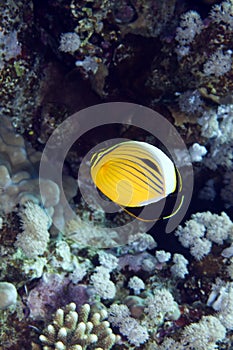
[32,302,119,350]
[1,0,233,349]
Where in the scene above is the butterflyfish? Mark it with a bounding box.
[90,140,182,220]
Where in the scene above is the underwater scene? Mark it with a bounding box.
[1,0,233,349]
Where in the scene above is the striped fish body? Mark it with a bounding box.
[90,141,176,207]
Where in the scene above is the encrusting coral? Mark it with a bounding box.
[32,302,120,350]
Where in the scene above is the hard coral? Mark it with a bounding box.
[32,302,119,350]
[0,116,60,214]
[0,281,17,310]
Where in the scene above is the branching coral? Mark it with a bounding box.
[32,302,119,350]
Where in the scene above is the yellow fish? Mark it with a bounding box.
[90,141,179,213]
